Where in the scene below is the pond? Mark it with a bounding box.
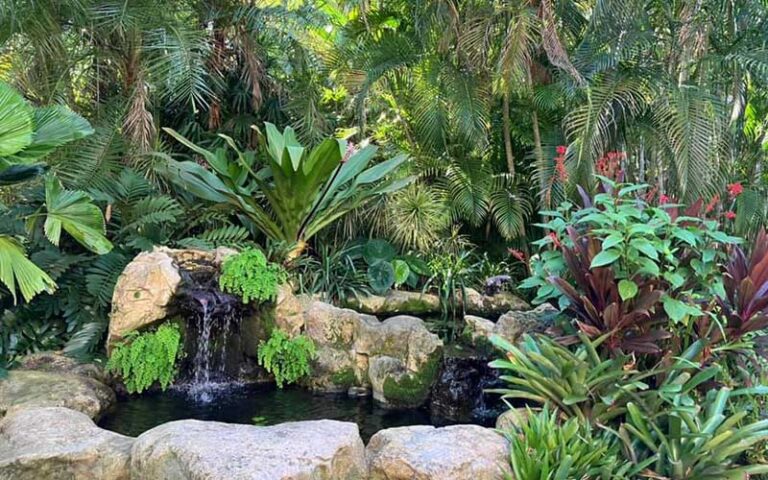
[98,383,493,442]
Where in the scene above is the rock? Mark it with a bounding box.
[357,316,443,408]
[131,419,367,480]
[343,290,441,315]
[494,304,557,343]
[465,304,558,348]
[464,315,495,346]
[108,246,239,347]
[108,248,181,346]
[366,425,511,480]
[463,288,529,317]
[0,407,133,480]
[429,353,503,423]
[495,408,531,431]
[273,284,309,336]
[344,289,528,318]
[0,370,114,420]
[15,352,108,384]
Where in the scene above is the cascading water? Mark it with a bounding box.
[175,267,245,403]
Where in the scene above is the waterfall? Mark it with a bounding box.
[177,276,244,403]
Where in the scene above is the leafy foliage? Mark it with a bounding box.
[161,123,410,256]
[257,330,316,388]
[106,323,182,394]
[505,406,643,480]
[219,248,285,304]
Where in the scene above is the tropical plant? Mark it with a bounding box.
[0,82,111,304]
[257,330,316,388]
[219,248,286,304]
[423,249,478,341]
[489,333,656,425]
[618,388,768,479]
[522,178,742,354]
[505,406,645,480]
[292,241,371,302]
[161,123,410,257]
[106,323,182,394]
[714,228,768,344]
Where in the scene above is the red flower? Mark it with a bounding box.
[556,145,567,155]
[727,182,743,198]
[725,211,737,220]
[659,194,669,204]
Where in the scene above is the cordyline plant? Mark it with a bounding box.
[551,226,668,354]
[709,228,768,343]
[161,123,410,258]
[522,176,740,355]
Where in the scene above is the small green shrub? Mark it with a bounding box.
[106,323,181,394]
[257,330,316,388]
[219,248,286,303]
[505,406,643,480]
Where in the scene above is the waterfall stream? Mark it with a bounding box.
[176,272,244,403]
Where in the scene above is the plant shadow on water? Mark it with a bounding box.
[99,383,469,442]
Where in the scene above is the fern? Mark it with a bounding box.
[219,248,286,304]
[257,330,316,388]
[106,323,182,394]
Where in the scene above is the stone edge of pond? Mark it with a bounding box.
[0,404,511,480]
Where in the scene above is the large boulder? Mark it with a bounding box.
[463,288,529,317]
[15,351,109,384]
[494,304,557,343]
[357,316,443,408]
[0,370,114,420]
[366,425,511,480]
[130,419,367,480]
[0,407,133,480]
[108,246,236,346]
[465,304,558,348]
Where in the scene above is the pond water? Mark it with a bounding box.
[98,383,490,442]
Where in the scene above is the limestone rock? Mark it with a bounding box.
[0,370,114,420]
[495,304,557,343]
[130,419,367,480]
[465,304,558,347]
[108,248,181,346]
[358,316,443,408]
[273,284,309,337]
[343,291,441,315]
[15,351,108,384]
[366,425,511,480]
[0,407,133,480]
[495,408,531,431]
[463,288,529,317]
[464,315,495,345]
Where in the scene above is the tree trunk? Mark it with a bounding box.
[502,90,515,175]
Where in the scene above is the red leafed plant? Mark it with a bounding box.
[549,227,669,354]
[711,229,768,343]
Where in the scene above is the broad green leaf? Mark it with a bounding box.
[590,249,621,268]
[0,81,33,157]
[602,233,623,250]
[43,176,113,254]
[12,105,93,161]
[630,239,659,260]
[356,154,407,184]
[392,259,410,286]
[0,235,56,303]
[672,228,698,246]
[619,279,639,301]
[662,295,700,323]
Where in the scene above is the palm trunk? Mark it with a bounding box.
[502,90,515,175]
